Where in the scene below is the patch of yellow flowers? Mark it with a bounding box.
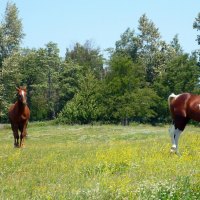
[77,133,200,199]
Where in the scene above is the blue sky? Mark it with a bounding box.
[0,0,199,57]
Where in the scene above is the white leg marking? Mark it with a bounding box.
[169,125,176,148]
[174,129,181,151]
[169,125,182,153]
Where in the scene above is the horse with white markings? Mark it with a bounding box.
[8,87,30,148]
[168,92,200,153]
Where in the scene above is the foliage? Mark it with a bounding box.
[58,60,83,111]
[39,42,61,119]
[115,28,138,60]
[193,12,200,45]
[0,2,24,121]
[0,43,62,121]
[170,34,183,55]
[65,40,104,79]
[0,2,200,124]
[103,52,159,124]
[193,12,200,64]
[57,71,103,124]
[158,54,200,94]
[0,2,24,67]
[152,54,200,122]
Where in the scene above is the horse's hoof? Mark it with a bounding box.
[170,149,175,153]
[20,144,25,148]
[170,146,176,153]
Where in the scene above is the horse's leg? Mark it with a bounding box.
[19,122,27,148]
[169,124,179,152]
[169,125,182,153]
[169,124,176,151]
[169,118,188,154]
[20,135,23,148]
[12,124,19,147]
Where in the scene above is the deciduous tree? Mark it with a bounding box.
[0,2,24,67]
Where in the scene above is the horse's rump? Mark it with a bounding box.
[168,92,200,153]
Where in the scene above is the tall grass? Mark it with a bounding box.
[0,123,199,199]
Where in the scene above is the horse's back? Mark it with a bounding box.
[187,94,200,121]
[169,92,200,122]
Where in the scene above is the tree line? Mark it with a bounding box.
[0,2,200,125]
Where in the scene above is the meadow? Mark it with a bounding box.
[0,122,199,199]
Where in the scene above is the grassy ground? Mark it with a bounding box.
[0,122,199,199]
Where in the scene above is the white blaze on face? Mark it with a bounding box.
[21,90,25,98]
[21,90,27,105]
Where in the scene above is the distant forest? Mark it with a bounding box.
[0,2,200,124]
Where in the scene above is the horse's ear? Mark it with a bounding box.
[16,87,20,91]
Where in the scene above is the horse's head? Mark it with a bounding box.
[16,87,27,105]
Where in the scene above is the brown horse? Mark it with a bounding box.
[168,92,200,153]
[8,87,30,148]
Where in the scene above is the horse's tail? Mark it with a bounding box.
[168,93,177,108]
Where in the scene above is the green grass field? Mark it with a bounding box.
[0,122,200,199]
